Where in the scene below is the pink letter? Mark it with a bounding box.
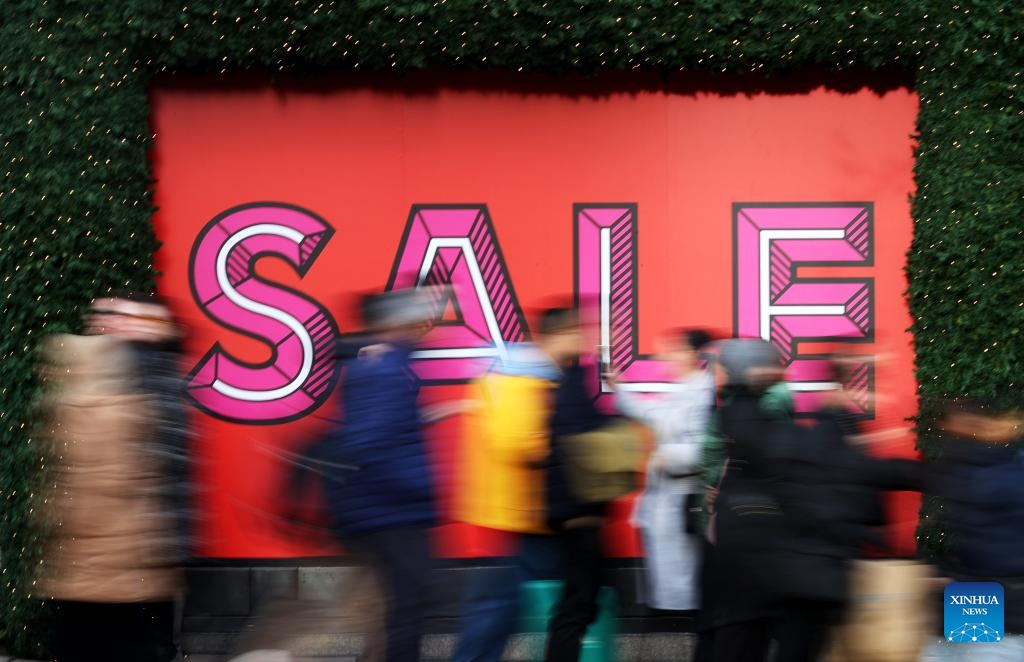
[735,203,874,414]
[576,204,668,398]
[188,203,338,423]
[388,205,527,382]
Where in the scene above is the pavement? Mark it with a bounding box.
[0,653,339,662]
[0,570,698,661]
[1,631,698,661]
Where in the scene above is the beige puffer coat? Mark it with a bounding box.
[39,334,180,603]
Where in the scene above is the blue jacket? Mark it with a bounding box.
[325,343,436,538]
[938,437,1024,578]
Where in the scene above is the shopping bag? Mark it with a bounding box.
[825,559,935,662]
[561,419,646,503]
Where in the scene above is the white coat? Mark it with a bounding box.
[617,370,715,610]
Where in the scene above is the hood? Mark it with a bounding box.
[718,338,783,387]
[494,343,560,380]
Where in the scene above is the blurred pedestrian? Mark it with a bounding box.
[97,293,193,563]
[806,357,935,662]
[710,340,925,661]
[322,289,438,662]
[40,333,180,662]
[921,398,1024,661]
[606,329,715,611]
[451,307,582,662]
[543,307,644,661]
[700,339,793,662]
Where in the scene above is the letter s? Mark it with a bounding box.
[187,203,338,424]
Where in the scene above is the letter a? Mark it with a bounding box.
[388,205,527,382]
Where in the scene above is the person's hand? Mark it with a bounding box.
[358,343,393,360]
[648,453,667,472]
[603,369,620,389]
[849,428,906,447]
[706,512,718,545]
[705,486,719,513]
[820,387,851,409]
[422,399,480,423]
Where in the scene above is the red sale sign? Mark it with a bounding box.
[150,75,919,558]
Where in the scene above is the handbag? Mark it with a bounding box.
[561,419,646,503]
[663,470,705,535]
[684,492,703,534]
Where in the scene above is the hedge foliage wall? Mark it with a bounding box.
[2,1,1022,655]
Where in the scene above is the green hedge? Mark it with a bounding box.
[2,1,1022,655]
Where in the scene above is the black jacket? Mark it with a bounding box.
[715,391,923,605]
[545,361,614,527]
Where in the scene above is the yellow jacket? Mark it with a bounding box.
[457,364,556,534]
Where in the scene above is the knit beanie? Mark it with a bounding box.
[717,338,783,387]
